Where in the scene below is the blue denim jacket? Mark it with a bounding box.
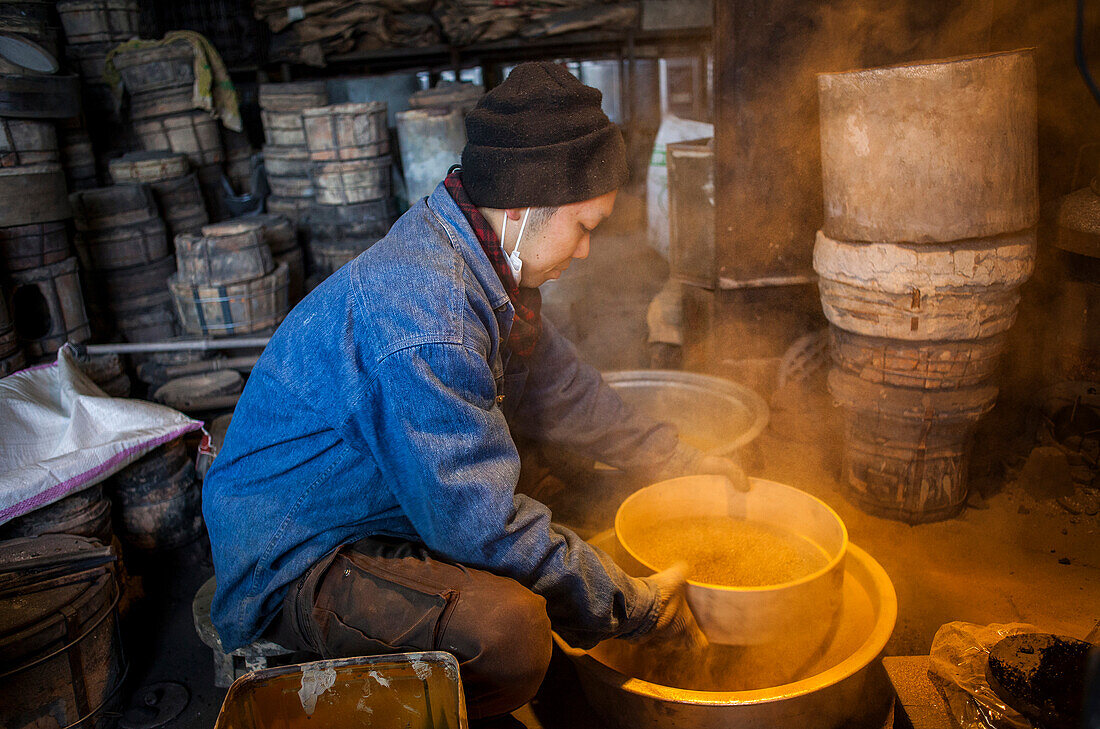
[203,182,703,652]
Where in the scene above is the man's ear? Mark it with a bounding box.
[504,208,524,221]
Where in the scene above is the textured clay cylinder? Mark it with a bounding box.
[818,49,1038,243]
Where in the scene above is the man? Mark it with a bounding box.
[203,62,745,719]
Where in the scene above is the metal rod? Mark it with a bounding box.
[80,337,272,355]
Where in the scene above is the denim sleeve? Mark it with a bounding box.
[339,341,660,647]
[510,317,704,479]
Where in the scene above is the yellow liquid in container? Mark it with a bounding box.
[631,515,830,586]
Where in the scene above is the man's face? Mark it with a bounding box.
[514,189,617,288]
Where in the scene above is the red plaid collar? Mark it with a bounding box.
[444,169,542,357]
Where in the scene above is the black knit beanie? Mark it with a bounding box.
[460,61,628,208]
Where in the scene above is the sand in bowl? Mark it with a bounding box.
[604,516,847,691]
[629,515,830,586]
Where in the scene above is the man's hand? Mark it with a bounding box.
[632,563,709,654]
[694,454,751,492]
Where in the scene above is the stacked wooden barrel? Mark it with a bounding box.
[301,102,396,281]
[108,437,204,550]
[815,50,1038,523]
[70,183,179,342]
[0,285,22,375]
[57,0,138,167]
[0,0,61,57]
[250,213,305,304]
[58,118,98,189]
[113,39,228,220]
[0,535,125,729]
[0,89,89,362]
[168,219,289,336]
[223,127,254,195]
[0,484,113,542]
[76,350,131,396]
[108,151,209,237]
[58,0,138,104]
[259,81,326,237]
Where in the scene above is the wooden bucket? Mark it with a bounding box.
[828,368,997,523]
[266,194,311,230]
[266,173,313,199]
[0,118,57,166]
[814,229,1035,341]
[0,1,56,45]
[302,102,389,161]
[175,220,273,286]
[309,238,380,278]
[111,289,180,342]
[0,285,24,375]
[6,256,89,356]
[260,109,307,147]
[76,351,130,396]
[0,220,69,272]
[70,183,158,231]
[262,143,309,178]
[249,213,297,253]
[194,162,231,222]
[169,261,289,336]
[0,346,25,375]
[274,245,304,303]
[119,438,189,486]
[151,173,208,236]
[311,156,391,205]
[113,458,203,550]
[163,206,208,238]
[0,72,80,119]
[92,250,176,298]
[75,217,168,270]
[134,110,224,167]
[818,49,1037,243]
[107,150,189,183]
[408,82,483,113]
[57,0,138,44]
[129,85,193,120]
[306,197,395,242]
[829,327,1007,391]
[0,484,112,542]
[0,163,70,227]
[258,80,326,112]
[111,38,194,95]
[63,40,109,82]
[60,129,96,189]
[0,535,125,729]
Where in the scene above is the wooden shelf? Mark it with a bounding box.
[280,27,711,74]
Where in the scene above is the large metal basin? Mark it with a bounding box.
[555,533,896,729]
[604,370,769,456]
[536,371,769,537]
[615,476,848,647]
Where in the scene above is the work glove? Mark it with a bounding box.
[634,563,709,655]
[693,453,751,492]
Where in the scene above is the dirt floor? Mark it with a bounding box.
[118,201,1098,729]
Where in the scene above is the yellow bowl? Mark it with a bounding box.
[615,475,848,646]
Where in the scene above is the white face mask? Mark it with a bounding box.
[499,207,531,285]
